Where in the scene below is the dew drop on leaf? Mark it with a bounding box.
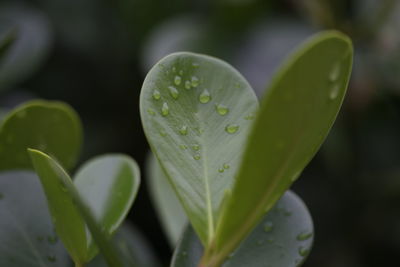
[191,76,199,87]
[168,86,179,99]
[297,231,313,241]
[245,113,255,120]
[47,255,56,262]
[225,124,239,134]
[179,125,188,135]
[192,62,200,68]
[298,247,310,257]
[160,130,167,137]
[152,89,161,100]
[218,168,224,173]
[147,109,156,116]
[263,221,274,232]
[174,75,182,86]
[199,89,211,103]
[185,80,191,89]
[329,84,340,100]
[223,163,230,169]
[192,144,200,151]
[179,144,187,150]
[216,104,229,115]
[329,63,341,82]
[161,102,169,116]
[193,154,201,160]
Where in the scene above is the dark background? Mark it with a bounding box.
[1,0,400,266]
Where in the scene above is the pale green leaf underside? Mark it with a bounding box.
[172,191,314,267]
[0,100,82,171]
[29,149,124,266]
[74,154,141,260]
[212,31,353,262]
[147,152,187,246]
[0,171,70,267]
[140,52,258,244]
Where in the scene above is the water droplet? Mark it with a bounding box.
[179,144,188,150]
[191,76,199,87]
[179,70,184,75]
[218,168,224,173]
[172,66,176,73]
[225,124,239,134]
[152,89,161,100]
[234,82,241,88]
[267,238,275,243]
[147,109,156,116]
[47,235,58,244]
[329,84,340,99]
[185,80,191,89]
[168,86,179,99]
[329,63,341,82]
[192,144,200,151]
[199,89,211,103]
[223,163,230,169]
[47,255,56,262]
[161,102,169,116]
[0,193,3,200]
[263,221,274,232]
[298,247,309,257]
[160,130,167,137]
[174,75,182,86]
[297,231,313,241]
[179,125,188,135]
[245,113,255,120]
[193,154,201,160]
[216,104,229,115]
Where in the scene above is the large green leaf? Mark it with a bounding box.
[207,31,353,265]
[147,152,187,246]
[74,154,141,260]
[88,224,161,267]
[0,171,70,266]
[29,150,138,266]
[172,191,314,267]
[28,149,88,265]
[0,100,82,171]
[140,52,258,245]
[0,5,52,91]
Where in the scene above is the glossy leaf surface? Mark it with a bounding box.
[0,171,69,266]
[140,52,258,245]
[210,31,353,265]
[74,154,140,259]
[172,191,314,267]
[0,100,82,171]
[147,152,187,246]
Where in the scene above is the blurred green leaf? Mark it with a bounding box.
[0,5,52,91]
[88,223,161,267]
[74,154,141,260]
[207,31,353,266]
[140,52,258,245]
[147,152,187,246]
[0,171,70,266]
[172,191,314,267]
[0,100,82,171]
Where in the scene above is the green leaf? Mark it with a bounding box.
[74,154,140,260]
[0,171,70,266]
[0,5,52,91]
[208,31,353,265]
[0,100,82,171]
[88,223,161,267]
[140,52,258,245]
[28,149,88,265]
[147,152,187,246]
[172,191,313,267]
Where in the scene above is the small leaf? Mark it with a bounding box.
[88,223,161,267]
[209,31,353,265]
[0,100,82,171]
[0,5,52,91]
[171,191,314,267]
[147,152,187,246]
[28,149,88,264]
[140,52,258,245]
[74,154,140,260]
[0,171,70,267]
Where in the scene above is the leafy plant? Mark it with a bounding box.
[0,30,352,267]
[141,30,353,266]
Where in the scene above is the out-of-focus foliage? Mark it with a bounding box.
[1,0,400,266]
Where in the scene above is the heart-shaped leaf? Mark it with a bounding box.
[28,149,140,266]
[88,223,161,267]
[74,154,141,260]
[140,52,258,245]
[0,5,52,91]
[207,31,353,265]
[0,100,82,171]
[172,191,314,267]
[147,152,187,246]
[0,171,70,267]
